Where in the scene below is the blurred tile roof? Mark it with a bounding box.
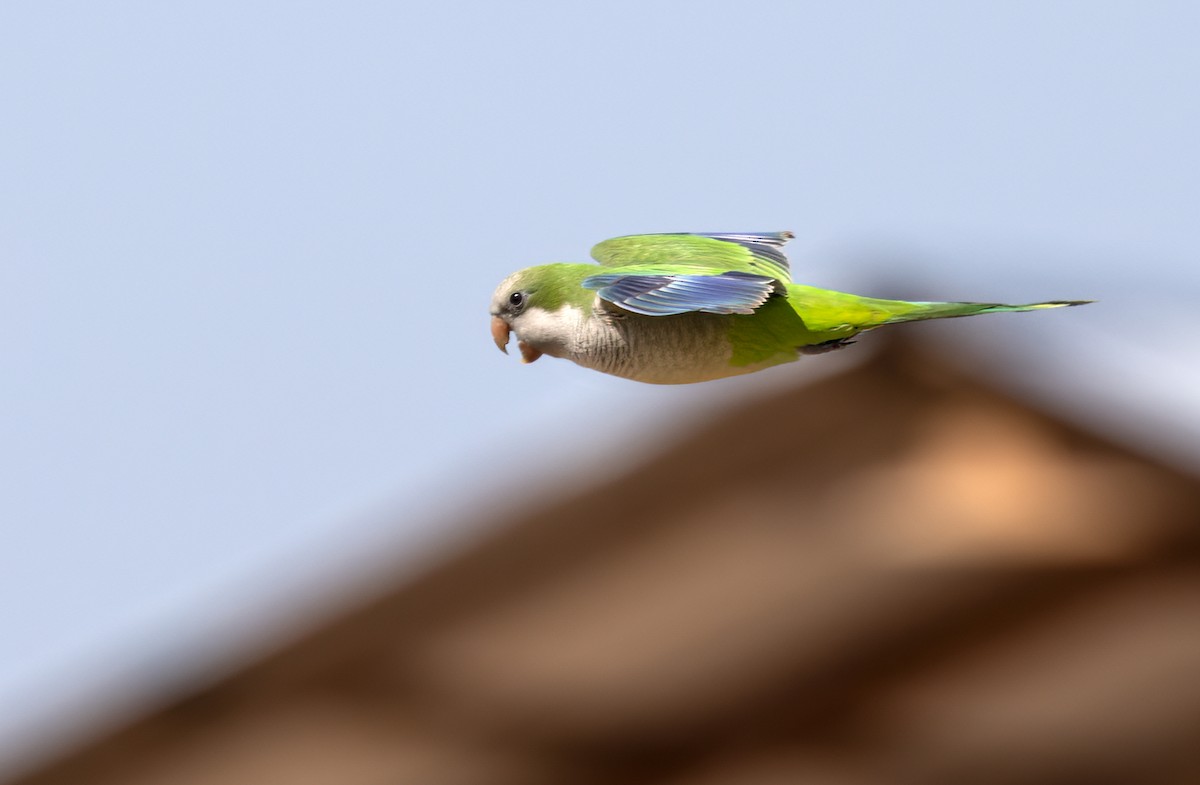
[12,338,1200,785]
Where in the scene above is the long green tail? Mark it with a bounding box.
[880,298,1093,325]
[784,284,1091,338]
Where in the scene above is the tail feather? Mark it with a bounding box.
[781,284,1092,340]
[883,299,1093,325]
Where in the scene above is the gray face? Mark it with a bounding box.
[489,271,528,319]
[490,271,563,364]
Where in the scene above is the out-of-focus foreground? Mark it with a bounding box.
[11,338,1200,785]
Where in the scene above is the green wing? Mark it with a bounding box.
[583,232,795,316]
[590,232,794,282]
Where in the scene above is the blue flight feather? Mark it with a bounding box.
[582,271,776,316]
[691,232,793,271]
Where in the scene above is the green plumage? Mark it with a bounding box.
[591,233,792,282]
[489,232,1090,384]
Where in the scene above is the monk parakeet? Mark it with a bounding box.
[490,232,1088,384]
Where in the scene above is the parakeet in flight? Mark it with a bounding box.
[490,232,1088,384]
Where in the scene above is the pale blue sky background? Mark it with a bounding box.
[2,0,1198,774]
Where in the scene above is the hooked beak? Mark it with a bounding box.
[491,315,510,354]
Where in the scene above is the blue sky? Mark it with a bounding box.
[2,0,1198,773]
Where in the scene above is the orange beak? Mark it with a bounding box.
[491,315,510,354]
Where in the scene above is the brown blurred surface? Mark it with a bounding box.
[12,340,1200,785]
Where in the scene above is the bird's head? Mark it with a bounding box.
[490,264,593,365]
[490,268,543,364]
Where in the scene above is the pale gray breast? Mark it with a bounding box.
[573,306,744,384]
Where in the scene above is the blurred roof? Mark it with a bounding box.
[11,337,1200,785]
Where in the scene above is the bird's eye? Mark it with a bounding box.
[508,291,525,309]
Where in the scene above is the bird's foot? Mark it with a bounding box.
[798,338,856,355]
